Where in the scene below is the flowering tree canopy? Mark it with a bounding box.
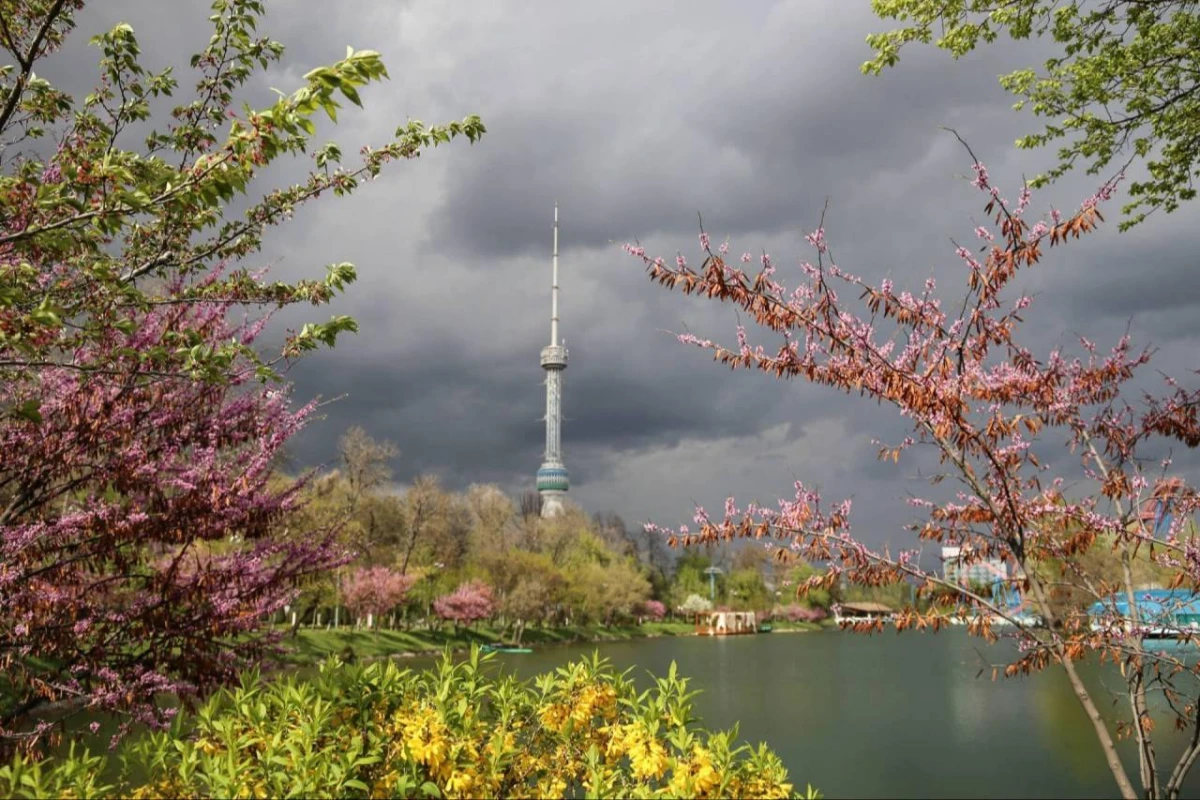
[775,606,826,624]
[680,595,713,616]
[433,581,496,627]
[341,567,416,622]
[0,0,482,752]
[631,142,1200,799]
[640,600,667,622]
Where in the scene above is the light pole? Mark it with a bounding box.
[704,566,723,603]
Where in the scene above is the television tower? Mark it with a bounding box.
[536,204,569,517]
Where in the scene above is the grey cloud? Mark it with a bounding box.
[29,1,1200,539]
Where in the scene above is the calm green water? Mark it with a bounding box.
[412,630,1200,799]
[58,629,1200,798]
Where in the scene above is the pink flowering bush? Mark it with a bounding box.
[0,286,348,750]
[341,567,417,624]
[0,0,482,754]
[433,581,496,629]
[640,600,667,621]
[775,605,826,624]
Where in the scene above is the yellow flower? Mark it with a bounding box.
[536,776,568,796]
[445,769,476,798]
[129,782,179,800]
[195,737,221,756]
[625,726,668,781]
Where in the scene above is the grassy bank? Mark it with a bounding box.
[278,620,698,664]
[769,620,830,632]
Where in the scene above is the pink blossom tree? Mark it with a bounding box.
[433,580,496,630]
[776,606,826,624]
[631,139,1200,799]
[0,284,343,750]
[341,567,417,627]
[0,0,482,753]
[640,600,667,622]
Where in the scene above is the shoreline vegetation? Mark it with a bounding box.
[278,619,828,666]
[9,652,807,798]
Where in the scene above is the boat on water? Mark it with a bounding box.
[481,643,533,654]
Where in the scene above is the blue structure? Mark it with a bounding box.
[1149,500,1174,537]
[1087,589,1200,629]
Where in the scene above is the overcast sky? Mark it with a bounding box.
[56,1,1200,545]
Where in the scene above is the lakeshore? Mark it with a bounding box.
[279,619,826,665]
[42,623,1200,798]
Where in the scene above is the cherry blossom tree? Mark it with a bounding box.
[631,140,1200,799]
[341,567,416,626]
[640,600,667,622]
[680,594,713,616]
[0,0,482,753]
[433,580,496,630]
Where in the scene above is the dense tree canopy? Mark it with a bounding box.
[0,0,482,751]
[866,0,1200,229]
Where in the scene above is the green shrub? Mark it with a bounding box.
[0,648,817,799]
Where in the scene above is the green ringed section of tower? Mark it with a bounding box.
[536,465,570,492]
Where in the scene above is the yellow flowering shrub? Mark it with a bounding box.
[0,649,819,799]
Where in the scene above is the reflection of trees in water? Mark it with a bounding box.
[1032,665,1106,782]
[1031,655,1200,787]
[947,637,1029,743]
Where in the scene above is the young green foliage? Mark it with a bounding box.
[865,0,1200,230]
[0,650,811,799]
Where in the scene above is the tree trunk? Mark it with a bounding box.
[289,600,318,638]
[1026,573,1138,799]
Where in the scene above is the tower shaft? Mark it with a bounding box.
[544,368,563,463]
[537,204,568,518]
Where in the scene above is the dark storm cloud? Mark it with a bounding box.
[424,2,1048,260]
[34,1,1200,538]
[281,296,805,492]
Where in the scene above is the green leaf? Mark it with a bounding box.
[12,399,43,424]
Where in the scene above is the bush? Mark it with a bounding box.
[680,594,714,616]
[433,580,496,628]
[775,605,827,624]
[0,650,815,799]
[640,600,667,621]
[342,567,417,624]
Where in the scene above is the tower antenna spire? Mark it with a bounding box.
[536,204,569,517]
[551,202,559,346]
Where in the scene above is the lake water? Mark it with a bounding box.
[55,628,1200,798]
[405,629,1200,799]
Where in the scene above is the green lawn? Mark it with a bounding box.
[277,620,698,665]
[766,620,826,632]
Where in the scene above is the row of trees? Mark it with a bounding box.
[278,426,660,638]
[275,427,853,640]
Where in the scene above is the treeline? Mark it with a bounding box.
[273,427,848,636]
[275,427,665,635]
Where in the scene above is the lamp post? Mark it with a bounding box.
[704,566,723,603]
